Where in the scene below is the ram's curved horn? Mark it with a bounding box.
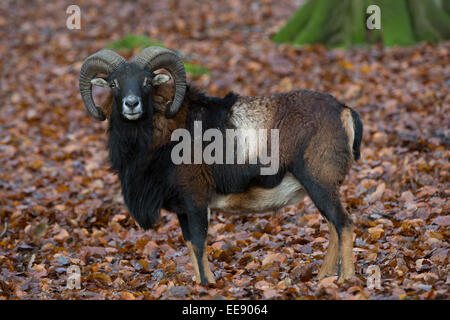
[133,47,186,117]
[79,50,126,121]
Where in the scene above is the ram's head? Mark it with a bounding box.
[79,47,186,121]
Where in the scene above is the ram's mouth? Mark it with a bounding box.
[123,112,142,120]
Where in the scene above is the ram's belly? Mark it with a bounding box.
[209,173,306,214]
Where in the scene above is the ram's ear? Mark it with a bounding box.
[152,73,171,86]
[91,78,109,88]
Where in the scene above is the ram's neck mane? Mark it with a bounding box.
[107,113,153,174]
[151,84,239,150]
[107,111,166,230]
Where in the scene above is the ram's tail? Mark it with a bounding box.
[341,106,363,161]
[349,108,363,161]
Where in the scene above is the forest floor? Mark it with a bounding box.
[0,0,448,299]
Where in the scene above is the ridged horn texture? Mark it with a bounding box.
[132,47,186,117]
[79,50,126,121]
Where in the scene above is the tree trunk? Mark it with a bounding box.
[272,0,450,47]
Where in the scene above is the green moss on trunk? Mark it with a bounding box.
[376,0,415,46]
[272,0,317,43]
[272,0,450,48]
[293,0,336,45]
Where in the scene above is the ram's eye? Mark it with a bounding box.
[144,78,152,87]
[109,82,116,88]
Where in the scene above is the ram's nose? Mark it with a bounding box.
[124,95,141,110]
[122,95,142,120]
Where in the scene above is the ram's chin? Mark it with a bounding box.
[123,113,142,120]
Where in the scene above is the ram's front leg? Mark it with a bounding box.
[177,209,215,285]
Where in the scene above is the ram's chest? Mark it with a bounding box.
[209,173,306,214]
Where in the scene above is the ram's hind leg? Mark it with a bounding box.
[292,170,354,282]
[306,183,354,282]
[317,220,339,279]
[339,220,354,282]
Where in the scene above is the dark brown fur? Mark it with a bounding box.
[102,84,362,284]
